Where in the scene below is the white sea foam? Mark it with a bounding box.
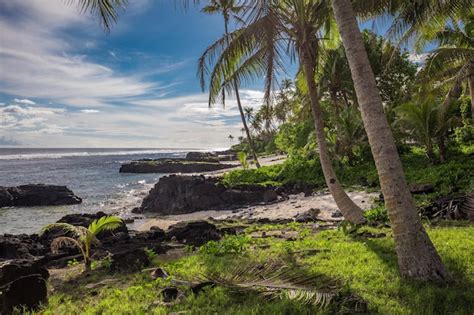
[0,149,195,160]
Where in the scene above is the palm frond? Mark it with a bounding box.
[41,223,88,238]
[65,0,127,31]
[200,260,339,307]
[88,215,123,237]
[50,236,84,255]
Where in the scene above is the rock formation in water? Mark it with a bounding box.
[0,184,82,208]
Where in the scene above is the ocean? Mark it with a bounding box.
[0,148,196,235]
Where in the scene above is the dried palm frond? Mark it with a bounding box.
[199,260,339,308]
[459,192,474,221]
[50,236,85,257]
[41,223,89,238]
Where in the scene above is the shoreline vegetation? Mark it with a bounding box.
[1,0,474,314]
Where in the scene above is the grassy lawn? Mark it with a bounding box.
[39,222,474,315]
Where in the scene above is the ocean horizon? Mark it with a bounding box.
[0,148,217,234]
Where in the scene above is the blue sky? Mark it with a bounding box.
[0,0,271,148]
[0,0,423,148]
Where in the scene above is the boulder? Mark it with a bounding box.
[110,249,151,273]
[294,208,321,223]
[138,175,279,214]
[0,260,49,286]
[0,184,81,208]
[119,159,234,174]
[0,234,45,260]
[409,183,435,194]
[166,220,221,246]
[0,274,47,315]
[185,151,219,162]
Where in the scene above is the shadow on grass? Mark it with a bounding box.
[192,253,370,314]
[351,233,474,315]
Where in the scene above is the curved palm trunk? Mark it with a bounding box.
[332,0,449,281]
[224,18,261,168]
[469,75,474,120]
[301,46,365,225]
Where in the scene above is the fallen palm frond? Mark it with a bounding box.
[198,260,339,308]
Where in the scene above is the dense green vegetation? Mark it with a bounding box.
[40,223,474,314]
[223,150,473,201]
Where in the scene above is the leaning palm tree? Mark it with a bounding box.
[41,216,123,271]
[331,0,449,281]
[198,0,366,224]
[201,0,261,168]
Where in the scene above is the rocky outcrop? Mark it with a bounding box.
[0,184,81,208]
[119,159,235,174]
[137,175,279,215]
[165,220,222,246]
[185,151,219,162]
[0,274,47,315]
[0,260,49,315]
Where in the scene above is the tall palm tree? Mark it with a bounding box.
[199,0,366,224]
[201,0,261,168]
[331,0,449,281]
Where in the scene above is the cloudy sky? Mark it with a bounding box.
[0,0,269,149]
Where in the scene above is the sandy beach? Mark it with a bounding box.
[137,154,379,231]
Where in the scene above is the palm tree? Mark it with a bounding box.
[396,97,458,164]
[198,0,366,224]
[200,0,261,168]
[42,216,123,271]
[66,0,127,31]
[417,14,474,119]
[331,0,449,281]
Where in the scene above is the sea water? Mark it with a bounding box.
[0,148,192,234]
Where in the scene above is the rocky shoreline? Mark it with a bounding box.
[119,151,238,174]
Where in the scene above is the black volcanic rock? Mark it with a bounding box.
[166,220,221,246]
[119,159,235,174]
[0,184,81,208]
[0,274,47,315]
[185,151,219,162]
[137,175,279,215]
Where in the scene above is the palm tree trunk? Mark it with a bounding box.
[332,0,449,281]
[469,75,474,120]
[235,82,261,168]
[224,18,261,168]
[301,45,365,225]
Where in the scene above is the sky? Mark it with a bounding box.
[0,0,426,149]
[0,0,271,149]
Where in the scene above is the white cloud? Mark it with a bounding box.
[0,0,157,107]
[0,1,266,148]
[14,98,36,105]
[408,53,429,64]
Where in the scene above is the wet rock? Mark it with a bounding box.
[119,159,234,174]
[0,184,81,208]
[166,220,221,247]
[0,274,47,315]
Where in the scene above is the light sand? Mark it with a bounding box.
[136,153,379,231]
[137,190,379,231]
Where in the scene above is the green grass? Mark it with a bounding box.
[37,223,474,315]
